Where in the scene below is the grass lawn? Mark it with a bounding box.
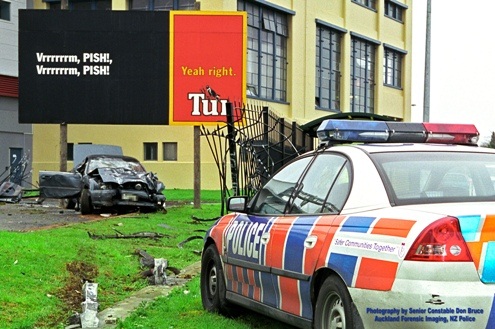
[0,190,293,329]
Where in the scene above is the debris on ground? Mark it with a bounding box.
[134,249,182,285]
[80,282,99,328]
[87,229,169,240]
[190,215,220,223]
[58,261,99,327]
[177,235,204,248]
[0,182,23,203]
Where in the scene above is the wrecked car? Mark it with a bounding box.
[39,155,166,214]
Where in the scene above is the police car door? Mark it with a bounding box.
[223,156,313,309]
[263,153,351,319]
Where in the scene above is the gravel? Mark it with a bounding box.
[0,198,97,231]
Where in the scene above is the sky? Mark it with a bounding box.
[411,0,495,144]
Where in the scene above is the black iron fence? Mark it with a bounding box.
[201,102,315,214]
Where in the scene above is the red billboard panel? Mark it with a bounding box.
[170,12,246,125]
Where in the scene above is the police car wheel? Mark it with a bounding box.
[200,244,230,314]
[314,276,353,329]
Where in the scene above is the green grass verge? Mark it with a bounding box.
[0,190,291,329]
[165,189,225,202]
[0,193,219,328]
[117,277,293,329]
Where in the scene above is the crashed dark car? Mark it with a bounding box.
[39,155,166,214]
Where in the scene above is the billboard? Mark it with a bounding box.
[18,10,246,125]
[170,12,246,125]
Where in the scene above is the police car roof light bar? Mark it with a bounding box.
[423,123,480,145]
[316,120,480,146]
[316,120,389,143]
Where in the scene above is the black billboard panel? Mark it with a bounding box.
[19,10,170,124]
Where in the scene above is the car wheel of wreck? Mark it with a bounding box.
[201,244,232,315]
[80,189,93,215]
[62,198,76,210]
[314,276,354,329]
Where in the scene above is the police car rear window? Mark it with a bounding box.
[371,152,495,206]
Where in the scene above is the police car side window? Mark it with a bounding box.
[251,156,312,215]
[288,154,349,214]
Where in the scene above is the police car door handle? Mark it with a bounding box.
[304,235,318,249]
[260,232,270,245]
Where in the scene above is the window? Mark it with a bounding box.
[130,0,196,11]
[144,143,158,161]
[47,0,111,10]
[350,37,376,113]
[315,24,342,111]
[251,156,312,214]
[163,142,177,161]
[352,0,376,10]
[238,0,289,102]
[385,0,405,22]
[383,47,403,88]
[289,154,350,214]
[67,143,74,161]
[0,1,10,21]
[372,152,495,206]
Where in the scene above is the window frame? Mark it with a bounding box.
[238,0,290,102]
[46,0,111,10]
[129,0,196,11]
[315,22,344,111]
[0,0,10,20]
[144,142,158,161]
[384,0,407,23]
[162,142,178,161]
[350,35,378,114]
[351,0,376,11]
[383,46,404,88]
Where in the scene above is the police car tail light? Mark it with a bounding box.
[423,123,480,145]
[405,217,472,262]
[316,120,479,145]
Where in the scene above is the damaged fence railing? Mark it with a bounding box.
[0,152,33,203]
[200,102,313,215]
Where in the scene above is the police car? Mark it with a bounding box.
[200,119,495,329]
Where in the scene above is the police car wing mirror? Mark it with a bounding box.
[227,196,248,213]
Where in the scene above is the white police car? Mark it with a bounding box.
[200,119,495,329]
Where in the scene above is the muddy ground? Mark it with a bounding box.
[0,198,104,231]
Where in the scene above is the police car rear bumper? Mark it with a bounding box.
[350,261,495,328]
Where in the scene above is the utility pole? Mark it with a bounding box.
[59,0,68,209]
[423,0,432,122]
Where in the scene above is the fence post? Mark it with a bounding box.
[262,107,269,177]
[226,102,238,196]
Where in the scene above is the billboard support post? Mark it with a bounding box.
[193,125,201,208]
[60,0,68,209]
[60,123,67,172]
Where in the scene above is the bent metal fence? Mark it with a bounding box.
[201,102,314,215]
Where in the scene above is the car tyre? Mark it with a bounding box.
[80,189,93,215]
[314,275,354,329]
[201,244,232,315]
[62,198,76,210]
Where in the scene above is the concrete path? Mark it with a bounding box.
[96,261,201,328]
